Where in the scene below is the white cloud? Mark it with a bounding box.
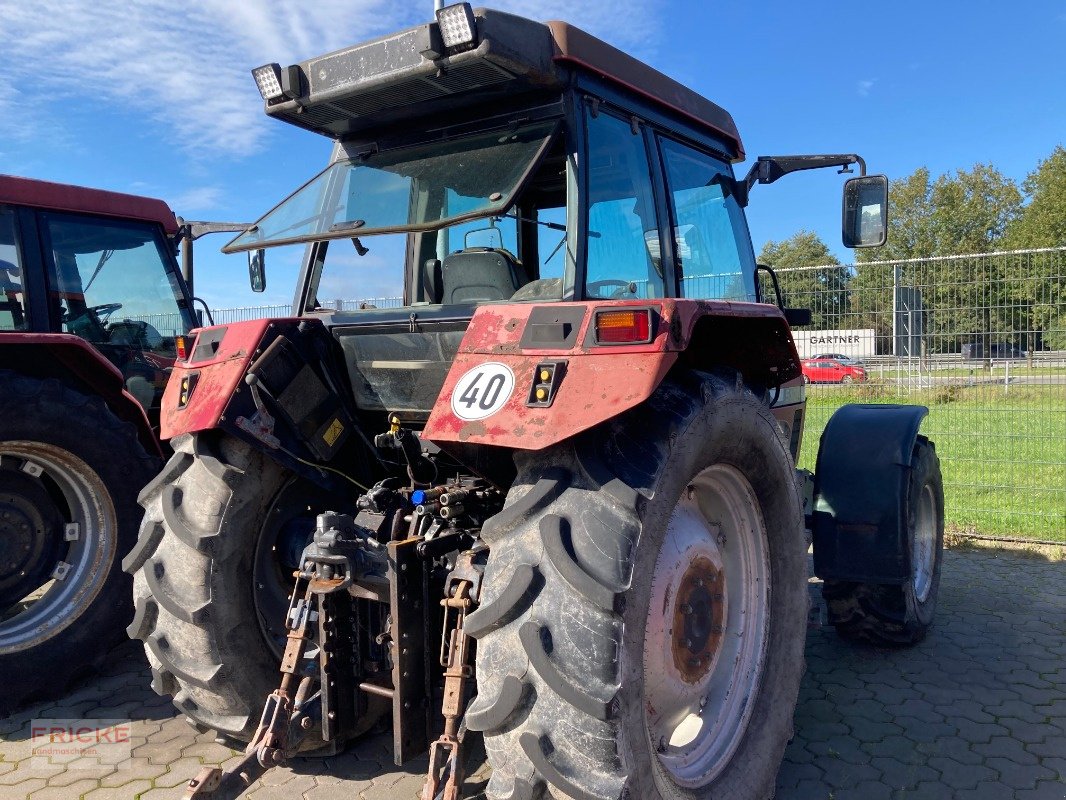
[169,185,226,212]
[0,1,662,160]
[857,79,876,97]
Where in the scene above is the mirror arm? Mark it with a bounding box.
[740,154,867,205]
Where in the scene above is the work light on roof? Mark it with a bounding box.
[435,3,478,54]
[252,64,284,102]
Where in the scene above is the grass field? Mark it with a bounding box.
[797,382,1066,542]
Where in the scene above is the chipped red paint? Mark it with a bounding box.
[423,299,801,451]
[160,318,277,439]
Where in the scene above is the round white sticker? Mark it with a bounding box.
[450,362,516,421]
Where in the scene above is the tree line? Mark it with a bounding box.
[759,145,1066,352]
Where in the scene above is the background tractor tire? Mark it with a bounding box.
[466,370,808,800]
[0,370,158,717]
[823,437,944,646]
[126,433,383,747]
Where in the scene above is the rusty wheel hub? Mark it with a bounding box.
[671,556,726,683]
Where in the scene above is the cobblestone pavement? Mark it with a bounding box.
[0,547,1062,800]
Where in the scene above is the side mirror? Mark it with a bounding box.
[784,307,812,327]
[248,249,266,293]
[842,174,888,248]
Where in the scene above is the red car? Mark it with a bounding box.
[802,358,868,384]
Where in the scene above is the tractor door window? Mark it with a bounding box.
[584,110,665,300]
[0,208,27,330]
[659,138,757,302]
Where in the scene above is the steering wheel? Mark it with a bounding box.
[87,303,123,323]
[587,280,637,299]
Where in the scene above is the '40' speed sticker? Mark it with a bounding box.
[450,362,516,421]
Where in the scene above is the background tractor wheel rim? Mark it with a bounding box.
[912,483,937,603]
[0,443,115,652]
[643,464,771,788]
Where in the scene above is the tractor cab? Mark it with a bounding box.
[222,7,774,425]
[222,5,884,437]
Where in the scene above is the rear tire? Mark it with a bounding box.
[467,371,807,800]
[823,437,944,646]
[0,371,158,717]
[126,432,384,746]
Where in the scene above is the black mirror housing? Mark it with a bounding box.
[842,174,888,248]
[249,249,267,293]
[784,307,812,327]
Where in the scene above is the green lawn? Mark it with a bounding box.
[798,383,1066,542]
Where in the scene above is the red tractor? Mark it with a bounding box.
[125,7,944,800]
[0,175,249,715]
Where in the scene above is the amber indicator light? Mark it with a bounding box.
[175,335,188,361]
[594,309,652,344]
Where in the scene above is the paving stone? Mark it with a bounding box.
[986,756,1055,790]
[1,547,1060,799]
[1015,780,1066,800]
[927,757,997,789]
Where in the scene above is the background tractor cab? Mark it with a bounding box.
[0,175,252,717]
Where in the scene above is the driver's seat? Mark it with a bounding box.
[441,249,528,304]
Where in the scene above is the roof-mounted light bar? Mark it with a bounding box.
[251,63,303,103]
[435,3,478,55]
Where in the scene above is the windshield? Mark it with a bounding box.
[225,121,558,253]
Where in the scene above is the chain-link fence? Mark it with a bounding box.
[203,248,1066,542]
[774,246,1066,543]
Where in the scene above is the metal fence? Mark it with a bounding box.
[775,246,1066,543]
[204,247,1066,542]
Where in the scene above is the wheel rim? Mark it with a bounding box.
[912,483,937,603]
[252,478,333,659]
[643,464,771,787]
[0,444,115,652]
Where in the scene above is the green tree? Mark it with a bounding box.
[759,231,848,328]
[1004,145,1066,349]
[1005,145,1066,249]
[851,164,1023,353]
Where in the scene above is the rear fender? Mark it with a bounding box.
[162,318,364,492]
[0,332,161,457]
[422,299,801,451]
[811,404,929,583]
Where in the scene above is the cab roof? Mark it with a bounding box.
[263,8,743,159]
[0,175,179,235]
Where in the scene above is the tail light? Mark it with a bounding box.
[594,309,653,345]
[175,335,188,361]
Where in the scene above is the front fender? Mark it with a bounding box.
[811,403,929,583]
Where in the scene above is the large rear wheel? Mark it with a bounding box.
[466,371,808,800]
[126,433,341,744]
[0,371,157,716]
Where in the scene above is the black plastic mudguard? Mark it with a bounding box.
[811,403,928,584]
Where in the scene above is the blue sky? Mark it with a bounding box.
[2,0,1064,311]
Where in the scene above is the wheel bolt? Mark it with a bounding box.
[680,603,693,615]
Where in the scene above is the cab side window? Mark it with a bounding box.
[659,137,756,301]
[0,208,27,330]
[584,110,665,300]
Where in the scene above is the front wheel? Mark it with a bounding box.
[823,437,944,645]
[466,371,808,800]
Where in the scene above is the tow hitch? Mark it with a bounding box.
[183,481,489,800]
